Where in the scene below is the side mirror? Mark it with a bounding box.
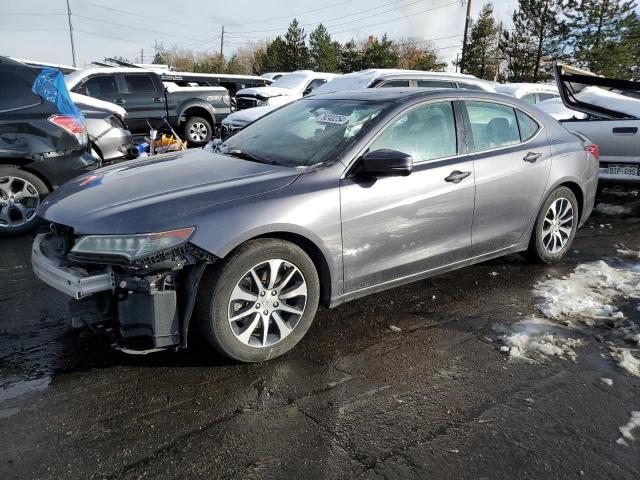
[303,87,313,96]
[358,149,413,177]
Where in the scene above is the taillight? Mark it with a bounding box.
[585,144,599,161]
[49,114,88,146]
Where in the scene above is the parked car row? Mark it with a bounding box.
[3,53,635,362]
[65,67,231,146]
[222,69,496,136]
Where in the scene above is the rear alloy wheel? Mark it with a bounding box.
[195,239,320,362]
[0,167,48,235]
[184,116,212,146]
[527,186,578,263]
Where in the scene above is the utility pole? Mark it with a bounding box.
[140,48,144,64]
[455,53,459,73]
[460,0,472,74]
[66,0,77,67]
[220,26,224,58]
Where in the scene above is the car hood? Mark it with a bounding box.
[39,148,301,235]
[222,105,279,126]
[236,86,296,99]
[554,63,640,119]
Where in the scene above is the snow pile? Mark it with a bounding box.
[536,97,587,121]
[595,203,632,216]
[610,348,640,377]
[576,86,640,118]
[495,317,583,362]
[616,411,640,447]
[533,260,640,325]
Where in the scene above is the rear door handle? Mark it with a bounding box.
[523,152,542,163]
[153,97,163,103]
[115,98,126,105]
[613,127,638,135]
[444,170,471,183]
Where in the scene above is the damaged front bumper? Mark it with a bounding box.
[31,232,212,352]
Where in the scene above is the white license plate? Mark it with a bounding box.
[608,164,638,176]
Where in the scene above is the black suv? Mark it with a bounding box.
[0,57,96,234]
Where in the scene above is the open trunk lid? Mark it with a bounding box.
[553,63,640,119]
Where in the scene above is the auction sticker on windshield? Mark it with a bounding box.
[316,113,350,125]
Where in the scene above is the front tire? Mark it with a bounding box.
[194,239,320,362]
[184,116,212,146]
[527,186,579,263]
[0,167,48,235]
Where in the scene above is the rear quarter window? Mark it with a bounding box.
[516,110,540,141]
[379,79,410,88]
[76,75,118,97]
[0,71,41,112]
[416,80,455,88]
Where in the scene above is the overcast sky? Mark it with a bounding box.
[1,0,520,70]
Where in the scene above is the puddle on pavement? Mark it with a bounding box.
[0,374,51,407]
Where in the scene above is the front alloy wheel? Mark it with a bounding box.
[228,260,308,348]
[195,239,320,362]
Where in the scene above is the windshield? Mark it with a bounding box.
[220,98,389,167]
[271,73,311,90]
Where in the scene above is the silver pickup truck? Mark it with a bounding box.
[553,63,640,192]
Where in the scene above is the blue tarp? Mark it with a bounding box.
[32,67,84,120]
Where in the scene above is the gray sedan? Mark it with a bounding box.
[32,89,599,362]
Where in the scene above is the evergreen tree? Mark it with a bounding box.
[463,3,500,80]
[499,0,565,82]
[152,52,166,64]
[360,35,398,69]
[339,39,362,73]
[565,0,637,75]
[283,19,310,70]
[309,24,340,72]
[260,36,287,72]
[500,16,538,81]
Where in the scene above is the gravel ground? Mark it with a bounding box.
[1,194,639,479]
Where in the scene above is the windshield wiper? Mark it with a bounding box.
[224,149,278,165]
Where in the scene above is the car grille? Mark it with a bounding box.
[236,96,257,110]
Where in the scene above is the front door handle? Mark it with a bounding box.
[444,170,471,183]
[153,97,163,103]
[115,98,126,105]
[523,152,542,163]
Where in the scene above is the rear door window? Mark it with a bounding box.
[124,74,156,94]
[465,101,521,151]
[76,74,118,97]
[379,79,410,88]
[0,71,41,112]
[369,101,457,162]
[416,80,455,88]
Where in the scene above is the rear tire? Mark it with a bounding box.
[194,239,320,363]
[0,167,48,236]
[184,116,212,147]
[526,186,579,264]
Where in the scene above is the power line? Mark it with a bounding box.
[73,14,205,41]
[73,0,214,32]
[226,0,431,35]
[328,1,460,36]
[231,0,348,27]
[2,12,66,15]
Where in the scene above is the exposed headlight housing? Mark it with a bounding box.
[71,227,195,261]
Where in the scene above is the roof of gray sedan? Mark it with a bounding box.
[308,87,483,102]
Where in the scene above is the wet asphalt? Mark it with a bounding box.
[1,194,639,480]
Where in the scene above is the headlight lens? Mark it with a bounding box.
[71,227,195,261]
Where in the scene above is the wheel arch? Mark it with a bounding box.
[0,160,53,192]
[179,104,216,128]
